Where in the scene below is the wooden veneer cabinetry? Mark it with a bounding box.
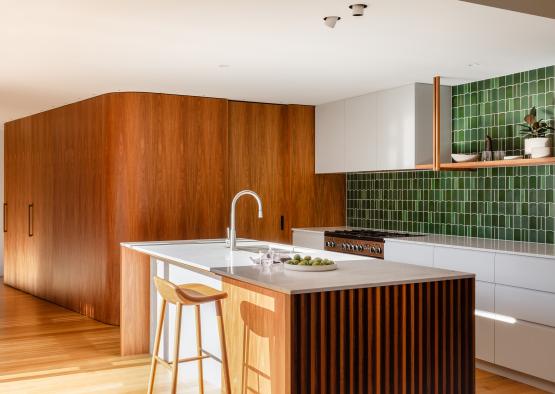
[4,93,344,325]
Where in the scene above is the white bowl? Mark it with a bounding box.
[284,263,337,272]
[451,153,480,163]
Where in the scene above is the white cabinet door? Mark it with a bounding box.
[495,320,555,382]
[315,100,345,173]
[384,241,434,266]
[476,281,495,312]
[292,230,324,250]
[476,316,495,363]
[433,247,495,283]
[377,85,415,170]
[495,284,555,328]
[495,253,555,293]
[345,93,378,172]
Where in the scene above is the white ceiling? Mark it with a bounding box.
[1,0,555,124]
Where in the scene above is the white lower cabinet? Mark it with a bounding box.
[385,240,555,382]
[476,316,495,363]
[496,284,555,328]
[495,320,555,382]
[384,241,434,266]
[434,247,494,282]
[292,230,324,250]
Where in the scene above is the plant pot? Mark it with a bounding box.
[524,137,552,156]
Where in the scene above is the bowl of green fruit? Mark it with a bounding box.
[284,254,337,272]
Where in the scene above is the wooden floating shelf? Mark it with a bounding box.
[415,157,555,171]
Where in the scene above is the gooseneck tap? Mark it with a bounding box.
[226,190,263,250]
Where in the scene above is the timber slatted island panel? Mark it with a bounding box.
[120,240,475,394]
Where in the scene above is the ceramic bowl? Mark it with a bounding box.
[451,153,481,163]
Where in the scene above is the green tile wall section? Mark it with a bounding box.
[347,66,555,244]
[452,65,555,155]
[347,165,555,244]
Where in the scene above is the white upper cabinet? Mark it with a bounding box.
[315,83,451,173]
[315,100,345,173]
[344,93,378,172]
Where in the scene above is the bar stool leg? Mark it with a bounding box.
[171,303,183,394]
[195,305,205,394]
[215,300,231,393]
[148,299,167,394]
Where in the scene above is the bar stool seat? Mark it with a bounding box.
[148,276,231,394]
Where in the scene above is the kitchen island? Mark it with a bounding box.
[121,239,475,393]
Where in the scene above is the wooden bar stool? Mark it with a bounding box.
[148,276,231,394]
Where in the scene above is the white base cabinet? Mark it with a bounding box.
[385,239,555,383]
[495,320,555,382]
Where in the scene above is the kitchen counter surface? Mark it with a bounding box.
[122,238,473,294]
[291,226,351,233]
[212,259,473,294]
[385,234,555,259]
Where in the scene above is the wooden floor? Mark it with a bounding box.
[0,282,546,393]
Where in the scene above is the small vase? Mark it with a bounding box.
[524,137,552,156]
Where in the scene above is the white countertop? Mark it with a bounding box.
[212,259,473,294]
[385,234,555,259]
[291,226,351,234]
[122,238,473,294]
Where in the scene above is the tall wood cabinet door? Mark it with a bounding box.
[3,119,35,292]
[228,101,291,244]
[288,105,345,232]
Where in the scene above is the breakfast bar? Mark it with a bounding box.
[121,239,475,393]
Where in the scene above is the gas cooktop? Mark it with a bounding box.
[324,229,419,242]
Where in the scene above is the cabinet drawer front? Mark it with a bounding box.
[495,253,555,293]
[476,315,494,363]
[495,284,555,328]
[292,231,324,250]
[495,320,555,382]
[384,241,433,267]
[434,247,494,282]
[476,281,494,312]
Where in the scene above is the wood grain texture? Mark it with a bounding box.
[287,105,346,232]
[0,283,538,393]
[221,276,291,394]
[228,101,291,244]
[290,279,476,394]
[120,247,151,356]
[4,93,345,326]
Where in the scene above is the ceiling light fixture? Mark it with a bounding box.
[323,16,341,28]
[349,4,368,16]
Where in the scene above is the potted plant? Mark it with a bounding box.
[520,106,554,157]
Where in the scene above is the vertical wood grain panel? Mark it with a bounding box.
[291,279,475,394]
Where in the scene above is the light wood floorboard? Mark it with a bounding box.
[0,282,546,393]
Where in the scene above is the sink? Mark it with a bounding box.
[235,245,293,254]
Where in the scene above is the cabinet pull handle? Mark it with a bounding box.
[3,203,6,233]
[280,215,284,231]
[28,204,34,237]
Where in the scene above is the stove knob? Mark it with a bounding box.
[375,247,382,254]
[331,241,336,247]
[357,245,363,251]
[371,247,377,253]
[342,243,346,249]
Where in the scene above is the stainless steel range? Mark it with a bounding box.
[324,229,421,259]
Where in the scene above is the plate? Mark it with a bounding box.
[284,263,337,272]
[451,153,480,163]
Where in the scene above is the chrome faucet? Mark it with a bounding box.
[226,190,263,250]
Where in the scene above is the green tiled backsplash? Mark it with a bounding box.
[347,166,555,244]
[452,65,555,155]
